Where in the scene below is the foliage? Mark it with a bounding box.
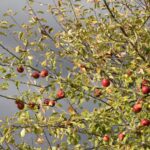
[0,0,150,149]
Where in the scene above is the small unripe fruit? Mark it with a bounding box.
[132,104,142,113]
[101,79,110,87]
[94,88,102,97]
[140,119,150,126]
[31,71,40,79]
[118,133,125,141]
[103,135,110,142]
[142,86,150,94]
[57,89,65,99]
[17,66,24,73]
[40,69,48,77]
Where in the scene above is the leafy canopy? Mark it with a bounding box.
[0,0,150,149]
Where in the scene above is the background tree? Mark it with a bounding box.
[0,0,150,149]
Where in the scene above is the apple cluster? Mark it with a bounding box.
[102,133,125,142]
[17,66,49,79]
[31,69,49,79]
[95,78,150,143]
[15,100,39,110]
[15,89,65,110]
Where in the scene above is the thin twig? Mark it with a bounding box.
[103,0,146,62]
[43,129,52,150]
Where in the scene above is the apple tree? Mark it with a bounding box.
[0,0,150,149]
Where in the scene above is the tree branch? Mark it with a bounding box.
[103,0,146,62]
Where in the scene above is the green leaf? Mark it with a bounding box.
[0,32,7,36]
[20,128,26,137]
[18,32,24,40]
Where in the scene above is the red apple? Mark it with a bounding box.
[132,104,142,113]
[94,88,102,97]
[48,100,56,107]
[103,135,110,142]
[44,99,50,106]
[140,119,150,126]
[118,133,125,141]
[40,69,48,77]
[28,102,36,109]
[101,79,110,87]
[16,101,24,110]
[31,71,40,79]
[57,89,65,99]
[142,86,150,94]
[17,66,24,73]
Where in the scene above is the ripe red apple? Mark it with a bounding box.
[57,89,65,99]
[31,71,40,79]
[16,101,24,110]
[48,100,56,107]
[140,119,150,126]
[40,69,48,77]
[44,99,50,106]
[28,102,36,109]
[118,133,125,141]
[103,135,110,142]
[132,104,142,113]
[142,86,150,94]
[94,88,102,97]
[17,66,24,73]
[142,79,149,86]
[101,79,110,87]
